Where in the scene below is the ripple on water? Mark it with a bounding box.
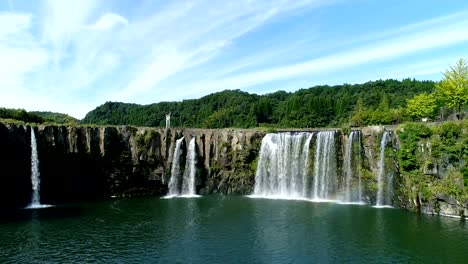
[0,196,467,263]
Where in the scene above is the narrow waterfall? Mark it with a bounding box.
[301,135,313,197]
[29,129,42,207]
[357,131,363,202]
[312,131,337,200]
[376,131,392,207]
[253,133,312,199]
[181,138,197,196]
[342,131,363,203]
[167,137,184,196]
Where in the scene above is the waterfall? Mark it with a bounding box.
[342,131,363,203]
[181,138,197,196]
[29,129,41,207]
[253,133,312,199]
[343,131,354,202]
[167,137,184,196]
[357,131,363,203]
[27,129,52,209]
[312,131,337,201]
[376,131,392,207]
[301,134,313,197]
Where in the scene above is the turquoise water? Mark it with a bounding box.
[0,196,467,263]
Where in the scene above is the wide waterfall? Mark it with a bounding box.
[252,131,369,203]
[167,137,184,196]
[342,131,363,203]
[253,132,313,199]
[375,131,392,207]
[312,131,337,201]
[181,138,198,196]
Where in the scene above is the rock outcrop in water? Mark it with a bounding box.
[0,121,466,219]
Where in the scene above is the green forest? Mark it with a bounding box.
[81,79,435,128]
[81,79,436,128]
[2,59,467,128]
[81,59,468,128]
[0,109,77,125]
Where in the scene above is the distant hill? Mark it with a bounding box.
[32,111,79,124]
[81,79,436,128]
[0,108,44,124]
[0,108,78,124]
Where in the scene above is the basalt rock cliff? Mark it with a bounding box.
[1,122,466,219]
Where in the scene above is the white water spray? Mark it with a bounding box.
[181,138,197,196]
[30,129,41,207]
[167,137,184,196]
[253,133,312,199]
[376,131,392,207]
[312,131,337,201]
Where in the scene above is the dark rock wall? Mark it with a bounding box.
[0,124,31,209]
[1,122,465,219]
[0,124,265,208]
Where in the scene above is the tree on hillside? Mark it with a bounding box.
[406,93,437,120]
[350,98,369,126]
[435,59,468,113]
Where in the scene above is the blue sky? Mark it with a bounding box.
[1,0,468,118]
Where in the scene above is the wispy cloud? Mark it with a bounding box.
[170,9,468,97]
[0,12,48,96]
[112,0,329,101]
[0,0,467,118]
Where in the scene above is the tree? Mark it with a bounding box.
[435,59,468,113]
[406,93,437,120]
[350,98,369,126]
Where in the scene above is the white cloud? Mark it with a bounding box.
[0,13,48,104]
[88,13,128,31]
[114,0,328,101]
[1,1,467,119]
[169,10,468,98]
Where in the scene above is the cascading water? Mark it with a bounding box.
[253,133,312,199]
[181,138,197,196]
[301,135,313,197]
[167,137,184,196]
[342,131,363,203]
[29,129,41,207]
[312,131,337,201]
[375,131,392,207]
[356,131,363,203]
[27,129,52,209]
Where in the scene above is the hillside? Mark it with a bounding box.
[32,111,79,124]
[81,79,436,128]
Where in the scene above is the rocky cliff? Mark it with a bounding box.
[0,123,264,208]
[1,121,466,219]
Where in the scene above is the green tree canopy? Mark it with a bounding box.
[406,93,437,120]
[82,79,436,128]
[435,59,468,112]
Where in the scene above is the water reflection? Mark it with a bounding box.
[0,197,467,263]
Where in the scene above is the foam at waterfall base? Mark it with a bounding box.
[372,205,394,209]
[247,195,345,204]
[162,194,201,199]
[25,203,54,209]
[309,198,340,203]
[247,194,310,201]
[336,201,367,205]
[161,195,179,199]
[178,194,201,198]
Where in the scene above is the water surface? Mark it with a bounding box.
[0,196,466,263]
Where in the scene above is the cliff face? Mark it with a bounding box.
[0,123,264,208]
[0,124,31,209]
[1,122,466,219]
